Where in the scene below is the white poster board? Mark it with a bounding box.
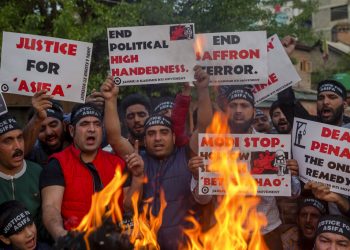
[0,32,92,103]
[292,118,350,195]
[107,24,196,86]
[198,133,291,196]
[195,31,268,85]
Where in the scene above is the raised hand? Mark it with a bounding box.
[100,76,119,101]
[32,90,53,121]
[125,140,144,178]
[193,65,209,90]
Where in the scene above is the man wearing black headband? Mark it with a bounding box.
[153,97,174,117]
[106,65,212,250]
[0,114,42,240]
[314,215,350,250]
[23,91,69,166]
[317,80,348,126]
[0,200,51,250]
[40,82,143,241]
[282,197,327,250]
[220,85,301,250]
[253,108,272,133]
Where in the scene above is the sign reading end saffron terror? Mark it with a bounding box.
[0,32,92,103]
[195,31,268,85]
[292,118,350,195]
[198,133,291,196]
[107,24,196,86]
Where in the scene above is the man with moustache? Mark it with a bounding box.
[121,94,151,153]
[282,198,327,250]
[253,109,272,133]
[270,101,293,134]
[24,91,68,166]
[40,87,143,241]
[0,114,42,228]
[317,80,350,127]
[220,85,301,250]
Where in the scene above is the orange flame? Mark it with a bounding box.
[184,112,268,250]
[193,35,206,59]
[75,167,167,250]
[130,191,167,249]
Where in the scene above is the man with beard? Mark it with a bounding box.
[24,91,68,166]
[121,94,151,153]
[270,101,292,134]
[282,197,327,250]
[253,109,272,133]
[314,215,350,250]
[317,80,348,126]
[220,85,301,250]
[0,114,42,232]
[40,84,143,241]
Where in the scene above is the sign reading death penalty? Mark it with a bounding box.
[107,24,196,86]
[292,118,350,195]
[0,32,92,103]
[195,31,268,85]
[252,34,301,104]
[198,133,291,196]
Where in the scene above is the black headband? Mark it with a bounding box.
[255,109,265,118]
[318,80,347,100]
[317,215,350,240]
[226,86,255,106]
[0,201,33,237]
[71,104,103,125]
[46,100,64,121]
[153,101,174,114]
[144,115,172,131]
[299,198,327,215]
[0,114,20,136]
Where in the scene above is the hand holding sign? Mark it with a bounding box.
[32,90,53,121]
[286,159,299,176]
[125,140,144,178]
[86,89,105,110]
[188,156,205,180]
[305,181,350,213]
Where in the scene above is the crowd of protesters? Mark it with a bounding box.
[0,36,350,250]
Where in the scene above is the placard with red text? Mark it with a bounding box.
[107,24,196,86]
[198,133,291,196]
[252,34,301,104]
[195,31,268,85]
[0,32,92,103]
[292,118,350,195]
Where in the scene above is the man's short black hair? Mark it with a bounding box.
[269,100,281,119]
[121,94,151,117]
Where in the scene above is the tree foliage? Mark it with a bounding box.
[0,0,318,97]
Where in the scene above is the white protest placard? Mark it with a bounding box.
[0,32,92,103]
[0,93,7,115]
[252,34,301,104]
[198,133,291,196]
[292,118,350,195]
[107,24,196,86]
[195,31,268,85]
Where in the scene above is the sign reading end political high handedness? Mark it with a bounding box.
[0,32,92,103]
[108,24,196,86]
[292,118,350,195]
[198,133,291,196]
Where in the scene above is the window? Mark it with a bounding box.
[300,60,312,73]
[331,5,348,21]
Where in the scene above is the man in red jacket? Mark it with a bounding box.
[40,82,143,241]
